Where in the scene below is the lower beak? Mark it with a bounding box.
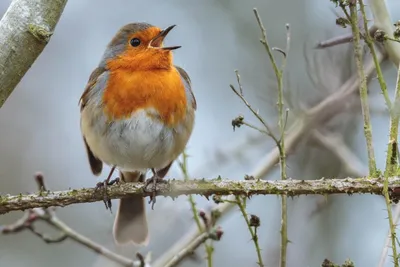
[150,25,181,50]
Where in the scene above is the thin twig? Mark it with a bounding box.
[47,212,138,266]
[230,82,278,143]
[381,62,400,267]
[379,204,400,267]
[385,63,400,176]
[1,174,141,267]
[358,0,392,111]
[346,2,378,175]
[253,8,280,86]
[235,196,264,267]
[386,37,400,44]
[162,231,221,267]
[253,9,290,266]
[178,151,214,267]
[232,115,271,136]
[179,152,203,230]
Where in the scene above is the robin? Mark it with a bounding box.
[79,22,196,245]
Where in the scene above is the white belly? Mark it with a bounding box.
[80,106,194,172]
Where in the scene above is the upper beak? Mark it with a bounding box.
[150,25,181,50]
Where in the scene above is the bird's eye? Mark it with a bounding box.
[130,38,141,47]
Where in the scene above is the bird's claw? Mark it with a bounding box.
[144,175,167,210]
[94,177,120,212]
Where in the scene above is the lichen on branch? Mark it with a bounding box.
[2,177,400,214]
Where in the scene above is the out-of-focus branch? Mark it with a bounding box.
[3,177,400,214]
[311,130,367,177]
[0,0,68,108]
[1,174,146,267]
[2,208,147,267]
[315,26,377,49]
[369,0,400,66]
[379,203,400,267]
[162,229,223,267]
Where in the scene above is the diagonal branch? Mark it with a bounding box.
[1,174,146,267]
[369,0,400,66]
[2,177,400,214]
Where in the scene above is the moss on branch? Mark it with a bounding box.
[1,177,400,214]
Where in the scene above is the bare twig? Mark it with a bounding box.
[346,2,377,175]
[178,151,214,267]
[232,115,271,136]
[380,62,400,266]
[379,204,400,267]
[235,196,264,267]
[358,1,392,111]
[1,174,142,267]
[0,0,68,108]
[230,81,278,142]
[385,63,400,175]
[162,229,223,267]
[252,9,290,267]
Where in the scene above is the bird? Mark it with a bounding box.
[79,22,196,245]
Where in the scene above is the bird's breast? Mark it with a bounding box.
[102,68,187,126]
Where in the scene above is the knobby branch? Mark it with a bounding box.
[2,177,400,214]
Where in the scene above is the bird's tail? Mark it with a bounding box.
[112,171,149,245]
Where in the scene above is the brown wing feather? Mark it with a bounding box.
[175,66,197,110]
[79,67,106,111]
[83,137,103,175]
[80,67,106,175]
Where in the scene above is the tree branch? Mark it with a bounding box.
[0,0,68,108]
[1,173,148,267]
[2,177,400,214]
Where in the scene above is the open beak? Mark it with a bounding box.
[150,25,181,50]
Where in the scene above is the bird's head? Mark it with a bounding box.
[101,23,180,70]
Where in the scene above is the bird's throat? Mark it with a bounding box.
[107,49,173,71]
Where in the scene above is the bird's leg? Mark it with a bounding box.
[144,163,172,209]
[94,165,119,211]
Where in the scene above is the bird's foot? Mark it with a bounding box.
[94,166,118,212]
[144,174,167,210]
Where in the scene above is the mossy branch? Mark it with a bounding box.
[2,177,400,214]
[346,2,377,175]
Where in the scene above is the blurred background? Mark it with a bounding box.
[1,0,400,266]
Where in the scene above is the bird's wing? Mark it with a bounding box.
[79,67,106,176]
[175,66,197,110]
[79,67,106,111]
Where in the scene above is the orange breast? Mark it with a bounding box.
[102,67,187,127]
